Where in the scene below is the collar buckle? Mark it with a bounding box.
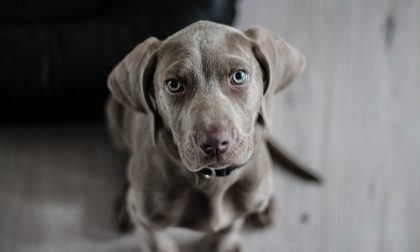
[200,168,216,179]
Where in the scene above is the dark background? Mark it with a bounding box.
[0,0,236,122]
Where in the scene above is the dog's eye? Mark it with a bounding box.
[166,79,184,93]
[231,70,248,85]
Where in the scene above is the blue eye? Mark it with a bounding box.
[231,70,248,85]
[166,79,184,93]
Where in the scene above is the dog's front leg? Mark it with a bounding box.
[198,218,246,252]
[127,188,180,252]
[135,225,180,252]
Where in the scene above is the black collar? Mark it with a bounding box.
[199,164,243,179]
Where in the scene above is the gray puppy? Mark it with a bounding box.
[106,21,305,252]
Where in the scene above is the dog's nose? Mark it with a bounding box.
[196,128,232,156]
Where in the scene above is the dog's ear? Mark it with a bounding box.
[107,37,161,144]
[245,27,305,129]
[107,37,160,113]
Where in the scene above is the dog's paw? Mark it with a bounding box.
[193,233,246,252]
[227,242,246,252]
[197,241,246,252]
[245,197,277,229]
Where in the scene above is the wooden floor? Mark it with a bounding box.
[1,0,419,251]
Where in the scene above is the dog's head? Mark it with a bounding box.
[108,21,305,173]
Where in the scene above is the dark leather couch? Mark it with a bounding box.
[0,0,236,122]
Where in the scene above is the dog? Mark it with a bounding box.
[106,20,307,252]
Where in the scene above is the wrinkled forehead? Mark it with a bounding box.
[156,25,254,77]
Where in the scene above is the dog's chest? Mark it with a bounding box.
[144,174,271,232]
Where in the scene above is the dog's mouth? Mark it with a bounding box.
[197,163,245,179]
